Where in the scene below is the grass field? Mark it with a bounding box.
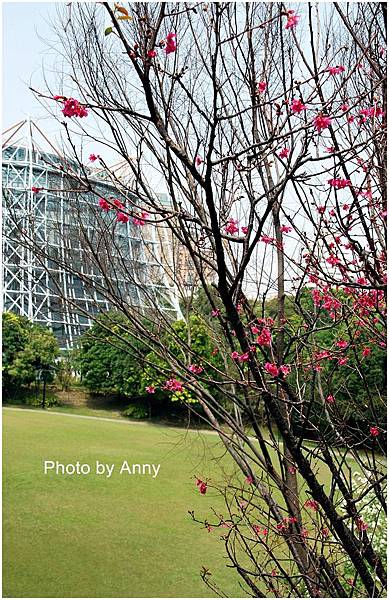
[3,406,367,598]
[3,408,244,598]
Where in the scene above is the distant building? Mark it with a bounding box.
[2,119,181,348]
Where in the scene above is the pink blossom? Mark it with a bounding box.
[261,235,274,244]
[369,426,380,437]
[362,347,371,357]
[165,32,177,54]
[326,395,335,404]
[301,528,309,538]
[116,211,129,223]
[328,178,351,189]
[113,198,124,210]
[326,146,335,153]
[98,198,111,211]
[264,362,279,377]
[304,499,319,511]
[279,364,291,377]
[359,106,384,119]
[245,476,254,484]
[356,517,368,531]
[147,50,157,58]
[146,386,156,394]
[326,255,341,266]
[189,364,204,375]
[241,226,249,235]
[288,466,297,474]
[225,218,239,235]
[211,309,220,317]
[31,186,42,193]
[239,500,248,509]
[133,211,149,226]
[280,225,292,233]
[195,155,203,166]
[89,153,98,162]
[336,340,348,349]
[256,328,272,346]
[61,98,88,118]
[317,206,326,214]
[196,479,207,495]
[231,351,240,360]
[164,378,184,392]
[340,103,349,111]
[321,527,330,538]
[290,98,307,113]
[257,81,267,93]
[326,65,345,76]
[278,147,290,159]
[342,204,350,211]
[338,357,349,366]
[314,114,332,133]
[238,352,250,363]
[285,10,299,29]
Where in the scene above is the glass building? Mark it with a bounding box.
[2,119,181,348]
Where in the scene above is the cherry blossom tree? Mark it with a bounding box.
[15,2,387,596]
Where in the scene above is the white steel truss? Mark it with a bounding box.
[2,119,181,349]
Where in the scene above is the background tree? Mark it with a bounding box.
[2,312,59,400]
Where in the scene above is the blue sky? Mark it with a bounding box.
[2,2,59,129]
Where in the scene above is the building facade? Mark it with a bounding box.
[2,119,181,348]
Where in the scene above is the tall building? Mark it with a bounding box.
[2,119,182,348]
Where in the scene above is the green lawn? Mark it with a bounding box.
[3,407,367,598]
[3,408,243,598]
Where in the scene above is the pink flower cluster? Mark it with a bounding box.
[252,524,268,536]
[356,517,368,532]
[165,32,177,54]
[328,178,351,189]
[196,478,207,495]
[359,105,384,120]
[225,218,239,235]
[277,515,298,531]
[258,81,267,93]
[31,186,42,193]
[280,225,293,233]
[163,378,184,392]
[59,98,88,118]
[290,98,306,113]
[314,114,332,133]
[145,385,156,394]
[256,327,272,346]
[188,364,203,375]
[285,10,299,29]
[231,351,250,363]
[370,426,380,437]
[304,499,319,511]
[326,65,345,76]
[264,363,291,377]
[133,211,149,226]
[278,147,289,159]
